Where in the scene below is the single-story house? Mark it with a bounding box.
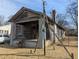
[9,7,65,48]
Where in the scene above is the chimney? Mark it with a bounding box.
[52,10,56,23]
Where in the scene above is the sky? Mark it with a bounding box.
[0,0,76,28]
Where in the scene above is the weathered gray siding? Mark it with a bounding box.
[10,22,16,45]
[38,18,46,48]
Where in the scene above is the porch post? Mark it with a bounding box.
[38,18,46,48]
[10,22,16,46]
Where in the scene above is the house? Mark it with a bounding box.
[0,24,11,35]
[9,7,65,48]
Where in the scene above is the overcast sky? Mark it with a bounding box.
[0,0,76,28]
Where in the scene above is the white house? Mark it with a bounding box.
[0,24,11,35]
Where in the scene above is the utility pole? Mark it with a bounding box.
[33,0,46,54]
[42,0,46,56]
[42,0,46,15]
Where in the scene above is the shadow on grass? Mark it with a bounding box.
[0,44,42,49]
[57,44,78,47]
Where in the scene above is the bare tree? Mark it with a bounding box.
[4,15,13,25]
[0,15,4,26]
[8,15,13,20]
[67,0,78,29]
[56,14,68,27]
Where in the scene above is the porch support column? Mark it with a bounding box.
[10,22,16,46]
[38,18,46,48]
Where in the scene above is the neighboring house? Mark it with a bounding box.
[8,7,65,48]
[0,24,11,35]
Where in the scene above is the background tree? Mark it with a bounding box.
[0,15,4,26]
[56,14,69,27]
[4,15,13,25]
[67,0,78,29]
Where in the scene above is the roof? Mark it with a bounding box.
[8,7,65,30]
[9,7,43,22]
[48,18,65,30]
[55,23,65,31]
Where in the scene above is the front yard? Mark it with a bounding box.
[0,39,78,59]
